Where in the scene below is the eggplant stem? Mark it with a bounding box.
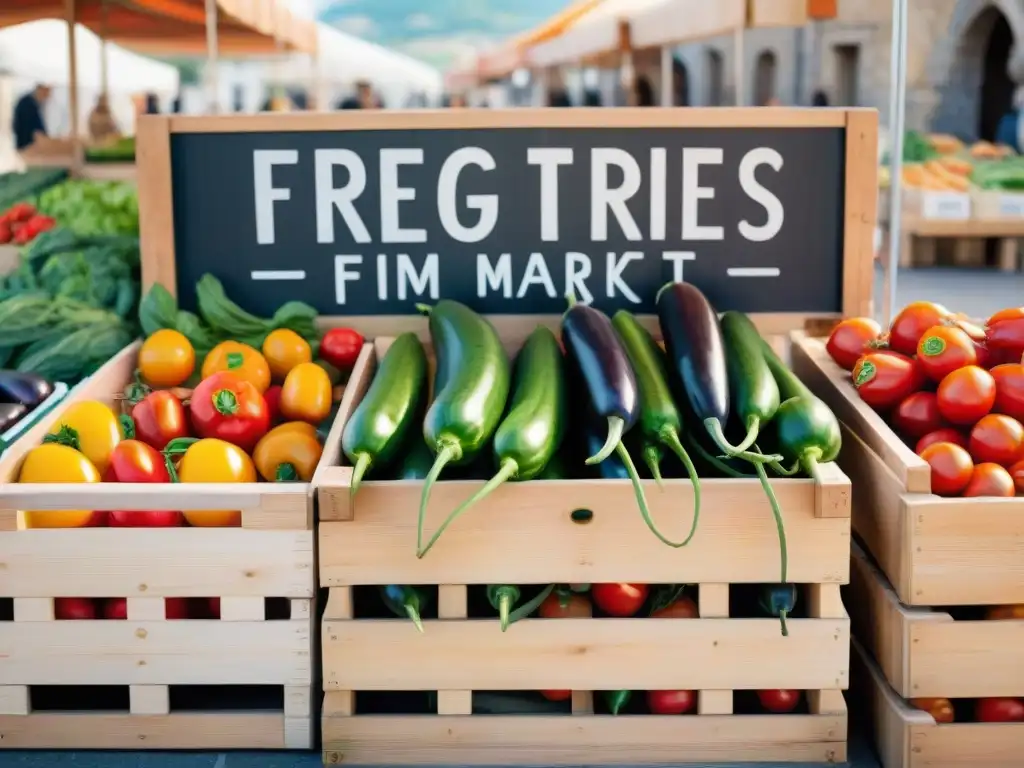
[586,416,624,465]
[660,428,701,547]
[802,449,824,482]
[643,444,664,489]
[752,459,789,629]
[507,584,556,625]
[350,453,372,498]
[704,417,769,458]
[418,457,517,558]
[404,602,425,634]
[779,607,789,638]
[616,441,688,548]
[416,442,462,558]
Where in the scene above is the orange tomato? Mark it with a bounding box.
[177,438,257,527]
[201,341,271,393]
[911,697,955,724]
[139,329,196,387]
[280,362,333,424]
[262,329,312,381]
[985,605,1024,620]
[963,462,1016,498]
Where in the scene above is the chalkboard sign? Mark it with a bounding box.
[138,109,877,321]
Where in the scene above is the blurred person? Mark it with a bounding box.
[634,76,655,107]
[583,90,602,107]
[88,94,120,143]
[671,58,689,106]
[995,86,1024,153]
[13,83,51,151]
[812,90,829,107]
[144,92,160,115]
[548,88,572,107]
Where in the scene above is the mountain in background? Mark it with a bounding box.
[316,0,568,69]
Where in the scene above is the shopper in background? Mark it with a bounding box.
[812,90,830,107]
[87,94,120,143]
[995,86,1024,153]
[12,83,51,151]
[634,76,656,107]
[583,90,602,107]
[144,93,160,115]
[338,81,380,110]
[548,88,572,107]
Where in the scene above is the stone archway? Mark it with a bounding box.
[754,50,778,106]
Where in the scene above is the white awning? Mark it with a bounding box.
[630,0,811,51]
[529,0,664,68]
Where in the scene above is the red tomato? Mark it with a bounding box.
[7,202,35,223]
[651,596,699,618]
[825,317,882,370]
[915,428,968,454]
[968,414,1024,466]
[646,690,696,715]
[1011,459,1024,493]
[103,598,127,620]
[989,308,1024,326]
[0,221,11,244]
[165,598,189,619]
[976,697,1024,723]
[320,328,365,371]
[916,325,977,381]
[591,583,649,617]
[207,597,221,619]
[55,597,97,620]
[190,372,270,452]
[911,697,955,724]
[757,689,801,714]
[84,511,109,527]
[853,352,919,410]
[104,440,182,528]
[919,442,974,497]
[963,463,1016,498]
[132,390,190,451]
[539,690,572,702]
[991,364,1024,421]
[893,392,943,439]
[889,302,951,356]
[264,384,284,424]
[538,592,590,619]
[987,318,1024,359]
[936,366,996,425]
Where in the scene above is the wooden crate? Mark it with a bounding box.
[315,331,853,765]
[0,342,317,749]
[853,639,1024,768]
[848,542,1024,700]
[791,332,1024,607]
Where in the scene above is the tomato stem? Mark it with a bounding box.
[275,463,298,482]
[119,414,136,440]
[43,424,80,451]
[212,389,239,416]
[226,352,244,370]
[854,360,877,386]
[921,336,946,357]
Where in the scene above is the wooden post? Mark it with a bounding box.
[205,0,219,113]
[65,0,82,173]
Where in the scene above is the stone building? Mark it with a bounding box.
[664,0,1024,141]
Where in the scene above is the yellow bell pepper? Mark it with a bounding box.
[280,362,332,424]
[177,438,257,527]
[45,400,122,476]
[201,341,271,393]
[262,329,312,382]
[253,422,324,482]
[18,443,101,528]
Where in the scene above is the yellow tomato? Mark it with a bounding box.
[262,329,312,382]
[202,341,271,393]
[139,329,196,387]
[19,443,101,528]
[280,362,332,424]
[46,400,121,476]
[178,438,257,527]
[253,422,324,482]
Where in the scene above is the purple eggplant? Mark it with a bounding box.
[0,402,28,433]
[0,371,53,407]
[561,297,638,464]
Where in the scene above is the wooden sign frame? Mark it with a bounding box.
[137,107,877,335]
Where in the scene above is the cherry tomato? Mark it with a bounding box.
[893,392,943,439]
[853,352,919,410]
[889,302,951,356]
[991,364,1024,421]
[539,591,590,619]
[968,414,1024,466]
[757,689,801,714]
[646,690,696,715]
[916,325,977,381]
[132,390,190,451]
[963,463,1016,498]
[826,317,882,370]
[651,595,699,618]
[539,690,572,702]
[190,372,270,452]
[264,384,284,424]
[985,605,1024,620]
[936,366,996,425]
[139,329,196,388]
[915,428,968,454]
[976,697,1024,723]
[911,697,954,724]
[320,327,365,371]
[591,583,649,617]
[1011,459,1024,493]
[103,598,127,620]
[55,597,97,620]
[919,442,974,497]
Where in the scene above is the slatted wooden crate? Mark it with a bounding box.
[791,332,1024,607]
[314,326,853,765]
[0,343,317,749]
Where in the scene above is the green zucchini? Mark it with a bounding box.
[342,333,428,496]
[416,301,511,558]
[380,585,429,633]
[612,311,701,546]
[418,325,564,558]
[716,311,780,455]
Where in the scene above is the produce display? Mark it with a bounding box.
[84,136,136,164]
[913,694,1024,724]
[0,201,57,245]
[880,131,1024,193]
[0,168,67,211]
[342,284,843,638]
[826,301,1024,497]
[0,370,55,433]
[12,285,365,530]
[35,179,139,236]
